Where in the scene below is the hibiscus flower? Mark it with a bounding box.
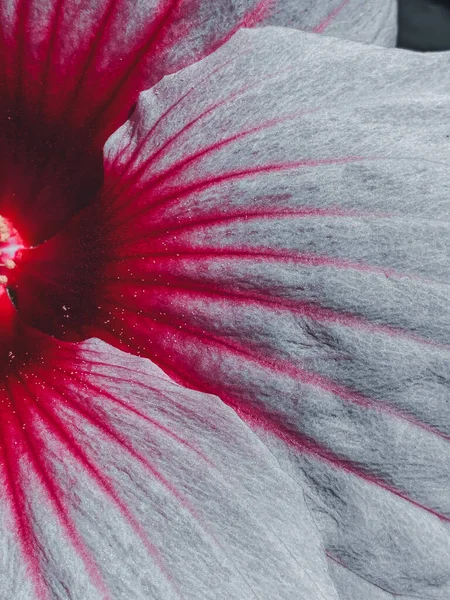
[1,1,448,599]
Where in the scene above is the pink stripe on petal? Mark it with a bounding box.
[259,0,397,47]
[312,0,351,33]
[0,324,337,598]
[10,380,113,599]
[21,372,183,597]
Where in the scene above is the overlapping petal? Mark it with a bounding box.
[14,29,450,598]
[0,0,397,141]
[1,313,338,599]
[0,0,268,243]
[262,0,397,46]
[0,0,396,245]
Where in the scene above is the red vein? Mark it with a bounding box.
[151,363,450,525]
[106,107,318,222]
[104,155,370,228]
[107,50,248,180]
[102,271,450,353]
[4,376,111,600]
[80,0,183,137]
[36,0,66,114]
[106,206,395,250]
[23,370,182,598]
[105,245,414,281]
[64,368,214,466]
[0,400,49,600]
[57,0,118,122]
[107,64,298,209]
[313,0,351,33]
[101,297,450,471]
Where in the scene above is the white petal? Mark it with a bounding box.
[1,335,337,599]
[78,30,450,598]
[262,0,397,46]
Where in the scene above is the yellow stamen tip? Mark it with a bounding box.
[0,216,10,240]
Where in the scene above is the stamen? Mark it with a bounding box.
[0,216,24,285]
[0,218,10,242]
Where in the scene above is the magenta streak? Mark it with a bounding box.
[106,245,408,282]
[106,101,315,221]
[106,156,369,230]
[105,271,450,355]
[99,294,448,437]
[50,379,276,596]
[251,411,450,524]
[107,51,249,181]
[100,300,450,520]
[110,87,266,208]
[0,410,49,600]
[57,355,222,434]
[32,370,194,507]
[59,350,176,384]
[36,0,65,113]
[10,0,122,210]
[58,0,118,121]
[4,376,111,600]
[65,369,215,466]
[313,0,351,33]
[51,364,300,593]
[22,371,182,598]
[107,206,395,250]
[81,0,184,136]
[240,0,276,26]
[206,0,276,57]
[28,369,245,593]
[166,367,450,525]
[112,246,431,286]
[108,65,299,208]
[13,0,32,107]
[31,370,212,546]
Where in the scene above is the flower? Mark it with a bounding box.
[0,1,448,599]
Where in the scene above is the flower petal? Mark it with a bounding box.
[1,328,338,599]
[0,0,279,137]
[0,0,396,244]
[0,0,270,243]
[14,29,450,597]
[261,0,397,46]
[0,0,396,156]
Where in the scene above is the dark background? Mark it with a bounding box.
[398,0,450,50]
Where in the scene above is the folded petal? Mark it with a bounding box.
[1,325,338,599]
[261,0,397,46]
[13,29,450,597]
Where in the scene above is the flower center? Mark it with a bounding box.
[0,216,24,285]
